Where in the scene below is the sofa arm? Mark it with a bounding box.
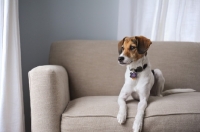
[28,65,70,132]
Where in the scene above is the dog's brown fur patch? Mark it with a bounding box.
[135,36,152,54]
[118,36,152,61]
[123,37,144,61]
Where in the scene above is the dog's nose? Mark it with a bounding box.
[118,56,124,62]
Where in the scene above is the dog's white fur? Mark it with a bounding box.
[117,43,195,132]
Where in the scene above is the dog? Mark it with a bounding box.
[117,36,196,132]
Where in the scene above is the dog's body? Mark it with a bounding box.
[117,36,195,132]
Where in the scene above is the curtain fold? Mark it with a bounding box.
[117,0,200,42]
[0,0,25,132]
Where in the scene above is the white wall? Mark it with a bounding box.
[19,0,119,131]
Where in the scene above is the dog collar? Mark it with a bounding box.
[130,64,148,79]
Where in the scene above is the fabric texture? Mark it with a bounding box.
[29,65,70,132]
[49,40,200,99]
[49,40,125,99]
[61,93,200,132]
[61,115,200,132]
[0,0,25,132]
[118,0,200,42]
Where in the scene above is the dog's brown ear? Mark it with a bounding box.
[135,36,152,54]
[118,37,126,55]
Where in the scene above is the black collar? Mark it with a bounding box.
[130,64,148,73]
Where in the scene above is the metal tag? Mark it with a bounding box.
[130,72,137,79]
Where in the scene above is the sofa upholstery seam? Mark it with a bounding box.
[63,113,200,119]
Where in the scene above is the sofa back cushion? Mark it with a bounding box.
[49,40,200,99]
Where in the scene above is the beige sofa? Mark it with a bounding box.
[29,40,200,132]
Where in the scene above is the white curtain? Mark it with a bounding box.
[118,0,200,42]
[0,0,25,132]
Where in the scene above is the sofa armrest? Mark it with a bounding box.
[28,65,70,132]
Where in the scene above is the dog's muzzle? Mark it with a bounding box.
[118,56,124,63]
[118,56,132,65]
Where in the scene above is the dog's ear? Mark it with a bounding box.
[135,36,152,54]
[118,37,126,55]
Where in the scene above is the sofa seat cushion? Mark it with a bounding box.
[61,92,200,132]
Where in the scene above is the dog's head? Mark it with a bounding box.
[118,36,152,65]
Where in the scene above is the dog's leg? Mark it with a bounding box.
[117,84,132,124]
[133,96,148,132]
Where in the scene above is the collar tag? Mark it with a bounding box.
[130,72,137,79]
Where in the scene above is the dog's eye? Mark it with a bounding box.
[130,46,136,50]
[121,46,124,50]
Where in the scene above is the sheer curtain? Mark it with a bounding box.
[118,0,200,42]
[0,0,25,132]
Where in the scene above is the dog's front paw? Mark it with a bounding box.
[117,112,126,124]
[133,121,142,132]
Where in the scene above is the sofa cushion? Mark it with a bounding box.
[61,92,200,132]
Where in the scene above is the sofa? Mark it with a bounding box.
[29,40,200,132]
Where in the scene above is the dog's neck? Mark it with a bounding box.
[128,55,149,71]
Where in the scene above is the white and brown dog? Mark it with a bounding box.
[117,36,195,132]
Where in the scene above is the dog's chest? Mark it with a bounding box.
[125,68,149,91]
[125,71,140,89]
